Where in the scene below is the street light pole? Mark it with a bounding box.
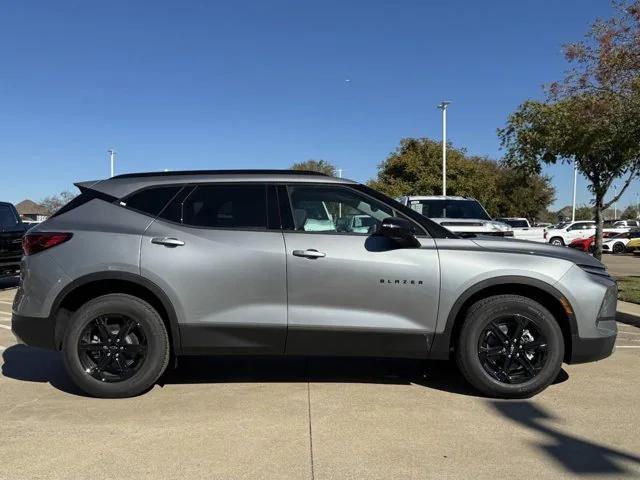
[108,149,116,178]
[571,162,578,222]
[437,102,451,196]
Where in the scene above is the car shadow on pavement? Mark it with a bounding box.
[1,345,84,396]
[160,355,568,398]
[1,346,568,399]
[491,401,640,475]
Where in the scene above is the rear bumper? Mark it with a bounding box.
[11,313,57,350]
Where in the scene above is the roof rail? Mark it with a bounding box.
[111,169,329,179]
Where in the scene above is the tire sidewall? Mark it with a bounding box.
[550,237,564,246]
[612,242,624,254]
[457,296,564,398]
[63,294,169,398]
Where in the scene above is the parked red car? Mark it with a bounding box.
[568,232,615,252]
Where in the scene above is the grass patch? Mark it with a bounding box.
[617,276,640,304]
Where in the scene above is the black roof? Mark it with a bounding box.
[112,169,329,180]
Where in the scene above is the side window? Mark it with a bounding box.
[124,186,182,216]
[286,185,396,234]
[178,184,267,229]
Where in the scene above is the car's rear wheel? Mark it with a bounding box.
[455,295,564,398]
[549,237,564,246]
[612,242,625,254]
[62,294,170,398]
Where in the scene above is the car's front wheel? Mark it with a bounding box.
[455,294,564,398]
[62,294,170,398]
[549,237,564,246]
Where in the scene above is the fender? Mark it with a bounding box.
[51,271,182,354]
[429,275,577,360]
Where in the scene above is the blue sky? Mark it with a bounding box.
[1,0,637,211]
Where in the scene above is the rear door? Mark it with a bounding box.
[280,184,440,358]
[139,183,288,354]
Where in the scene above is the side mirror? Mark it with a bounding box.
[376,217,421,248]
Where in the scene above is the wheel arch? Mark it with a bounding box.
[429,276,576,362]
[51,272,182,355]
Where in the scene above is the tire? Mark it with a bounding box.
[62,294,170,398]
[455,294,564,398]
[612,242,625,254]
[549,237,564,246]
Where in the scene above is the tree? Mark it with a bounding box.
[40,190,76,215]
[290,159,336,176]
[621,204,640,219]
[499,2,640,259]
[367,137,555,218]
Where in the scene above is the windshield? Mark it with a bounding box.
[409,199,491,220]
[0,204,20,229]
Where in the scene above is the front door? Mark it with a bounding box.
[281,184,440,358]
[140,183,287,354]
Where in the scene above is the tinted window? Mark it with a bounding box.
[287,185,395,234]
[179,184,267,229]
[125,187,182,216]
[409,199,491,221]
[497,218,529,228]
[0,204,20,228]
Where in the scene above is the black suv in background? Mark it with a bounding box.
[0,201,27,277]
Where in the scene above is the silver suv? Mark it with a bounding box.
[11,170,617,398]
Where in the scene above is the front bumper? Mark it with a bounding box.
[569,327,617,363]
[11,313,57,350]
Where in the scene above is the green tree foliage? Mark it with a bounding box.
[290,159,336,176]
[621,204,640,219]
[499,1,640,259]
[367,137,555,219]
[574,205,595,221]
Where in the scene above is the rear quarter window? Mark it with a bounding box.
[123,186,182,216]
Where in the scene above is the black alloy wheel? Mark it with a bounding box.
[78,314,148,382]
[478,314,548,384]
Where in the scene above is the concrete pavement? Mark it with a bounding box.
[1,282,639,479]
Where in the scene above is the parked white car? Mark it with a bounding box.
[545,220,630,246]
[544,221,596,246]
[612,220,640,228]
[602,230,640,254]
[397,196,513,237]
[494,217,546,242]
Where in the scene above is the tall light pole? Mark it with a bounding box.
[571,162,578,222]
[108,149,116,178]
[613,184,618,220]
[437,101,451,196]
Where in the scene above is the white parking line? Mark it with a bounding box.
[0,300,12,305]
[0,311,11,318]
[0,345,6,351]
[616,345,640,348]
[0,324,11,330]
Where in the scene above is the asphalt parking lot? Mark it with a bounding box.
[1,269,640,479]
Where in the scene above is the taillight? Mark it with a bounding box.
[23,233,73,256]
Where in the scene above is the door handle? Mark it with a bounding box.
[292,249,326,259]
[151,237,185,247]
